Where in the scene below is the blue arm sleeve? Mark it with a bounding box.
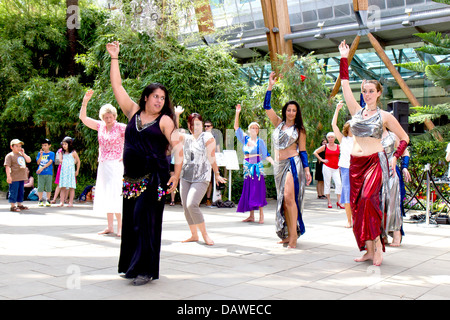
[401,156,410,169]
[299,151,309,168]
[264,91,272,110]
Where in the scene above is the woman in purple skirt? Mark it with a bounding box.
[234,104,274,224]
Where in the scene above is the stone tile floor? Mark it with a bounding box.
[0,186,449,300]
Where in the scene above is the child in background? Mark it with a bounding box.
[36,138,55,207]
[58,137,80,207]
[4,139,32,212]
[51,147,63,204]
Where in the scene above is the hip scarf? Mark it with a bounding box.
[274,155,306,240]
[350,152,389,252]
[243,156,264,180]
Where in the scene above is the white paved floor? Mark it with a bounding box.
[0,186,449,300]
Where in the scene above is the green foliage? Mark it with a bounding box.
[395,61,427,73]
[396,31,450,92]
[414,31,450,49]
[275,54,339,153]
[425,64,450,90]
[409,103,450,123]
[408,140,448,182]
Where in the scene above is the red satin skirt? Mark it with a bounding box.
[350,152,386,252]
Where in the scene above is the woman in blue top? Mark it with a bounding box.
[234,104,274,224]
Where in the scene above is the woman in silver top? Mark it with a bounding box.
[176,108,226,246]
[339,40,409,266]
[381,130,411,246]
[264,71,312,249]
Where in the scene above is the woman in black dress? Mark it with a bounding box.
[315,139,326,199]
[106,41,182,286]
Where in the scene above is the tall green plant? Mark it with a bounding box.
[395,31,449,142]
[396,31,449,91]
[275,54,339,153]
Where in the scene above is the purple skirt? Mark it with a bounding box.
[237,157,268,213]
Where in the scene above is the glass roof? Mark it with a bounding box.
[238,47,450,88]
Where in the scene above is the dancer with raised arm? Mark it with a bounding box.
[175,108,227,246]
[264,71,312,249]
[338,40,409,266]
[331,101,354,227]
[106,41,182,286]
[79,89,126,237]
[234,104,274,224]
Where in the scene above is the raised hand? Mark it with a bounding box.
[106,41,120,58]
[268,71,277,87]
[235,104,241,113]
[174,105,184,115]
[83,89,94,105]
[338,40,349,58]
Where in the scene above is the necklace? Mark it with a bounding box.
[363,106,378,117]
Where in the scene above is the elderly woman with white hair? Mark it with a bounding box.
[234,104,274,224]
[313,131,343,209]
[79,89,126,237]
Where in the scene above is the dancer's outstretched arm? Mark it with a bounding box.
[106,41,139,120]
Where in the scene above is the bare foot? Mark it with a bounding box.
[182,236,199,243]
[242,217,254,222]
[390,232,402,247]
[98,228,114,235]
[288,239,297,248]
[58,203,64,207]
[277,238,290,244]
[354,252,373,262]
[373,240,383,266]
[202,234,214,246]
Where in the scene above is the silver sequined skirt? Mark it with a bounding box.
[274,155,306,240]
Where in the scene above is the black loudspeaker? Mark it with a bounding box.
[387,100,409,134]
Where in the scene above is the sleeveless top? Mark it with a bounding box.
[272,121,298,150]
[349,107,383,139]
[324,145,340,169]
[123,111,170,184]
[182,131,214,183]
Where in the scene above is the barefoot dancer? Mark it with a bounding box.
[234,104,274,224]
[79,89,126,237]
[264,71,312,249]
[338,40,409,266]
[177,110,227,246]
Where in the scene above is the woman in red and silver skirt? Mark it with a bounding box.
[338,40,409,266]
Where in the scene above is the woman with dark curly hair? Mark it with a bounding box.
[263,71,312,249]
